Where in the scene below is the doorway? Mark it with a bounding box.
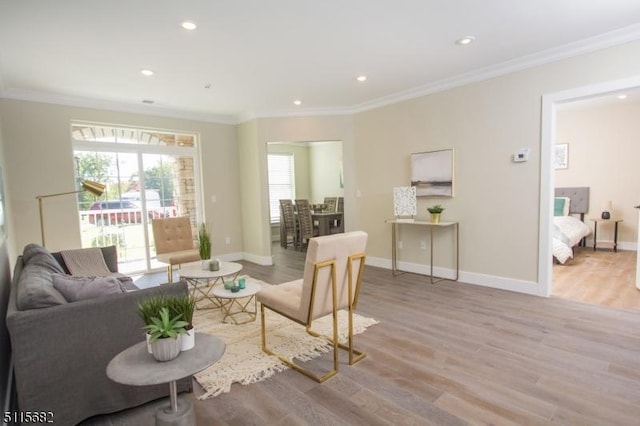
[266,140,344,252]
[539,76,640,300]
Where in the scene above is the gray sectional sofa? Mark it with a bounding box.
[6,244,191,425]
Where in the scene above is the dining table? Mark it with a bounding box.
[311,211,344,235]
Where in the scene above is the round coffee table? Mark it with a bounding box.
[179,261,243,310]
[211,281,262,324]
[107,333,225,426]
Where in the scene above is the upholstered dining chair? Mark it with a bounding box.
[257,231,368,382]
[151,216,201,283]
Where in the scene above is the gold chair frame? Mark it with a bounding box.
[260,252,367,383]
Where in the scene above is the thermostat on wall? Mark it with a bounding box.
[513,148,530,163]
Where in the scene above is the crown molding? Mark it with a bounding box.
[349,23,640,114]
[3,24,640,125]
[0,89,237,125]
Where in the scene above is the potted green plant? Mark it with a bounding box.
[198,222,212,269]
[143,307,189,362]
[169,294,197,351]
[137,295,167,354]
[427,204,445,224]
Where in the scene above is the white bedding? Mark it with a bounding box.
[553,216,591,264]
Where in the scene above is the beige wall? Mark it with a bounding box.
[1,41,640,295]
[309,141,344,203]
[556,100,640,248]
[0,99,241,259]
[353,41,640,292]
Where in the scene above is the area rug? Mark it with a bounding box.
[191,277,379,399]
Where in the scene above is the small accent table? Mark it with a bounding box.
[211,281,262,324]
[386,219,459,284]
[590,218,623,252]
[106,333,225,426]
[179,261,243,310]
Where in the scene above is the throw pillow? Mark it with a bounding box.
[52,274,124,302]
[16,244,68,310]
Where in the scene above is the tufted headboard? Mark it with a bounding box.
[555,187,589,220]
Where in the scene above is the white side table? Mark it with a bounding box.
[211,281,262,324]
[107,333,225,426]
[179,261,243,309]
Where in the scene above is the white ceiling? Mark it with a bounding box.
[1,0,640,123]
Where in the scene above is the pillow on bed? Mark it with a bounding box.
[554,197,571,216]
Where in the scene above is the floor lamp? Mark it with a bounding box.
[36,180,106,247]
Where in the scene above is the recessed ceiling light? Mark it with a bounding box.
[455,36,476,46]
[293,100,302,106]
[181,21,197,30]
[356,75,367,82]
[617,94,628,99]
[140,69,154,76]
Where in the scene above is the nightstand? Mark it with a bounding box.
[590,218,623,252]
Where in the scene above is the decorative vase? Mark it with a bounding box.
[601,211,611,220]
[181,327,195,351]
[430,213,441,224]
[151,336,182,362]
[201,259,210,270]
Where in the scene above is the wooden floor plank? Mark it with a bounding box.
[82,243,640,426]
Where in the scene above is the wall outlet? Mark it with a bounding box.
[398,241,403,249]
[225,237,231,244]
[420,241,427,250]
[211,195,217,203]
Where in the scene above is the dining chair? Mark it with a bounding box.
[295,199,317,247]
[151,216,201,283]
[279,199,298,249]
[257,231,368,382]
[323,197,338,213]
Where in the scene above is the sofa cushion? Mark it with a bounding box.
[52,274,124,302]
[16,244,68,310]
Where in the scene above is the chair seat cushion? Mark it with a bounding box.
[156,249,200,265]
[257,279,305,323]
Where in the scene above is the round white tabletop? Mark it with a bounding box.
[178,261,242,280]
[211,281,261,299]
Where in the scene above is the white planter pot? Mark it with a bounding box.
[201,259,210,270]
[150,336,182,362]
[181,327,195,351]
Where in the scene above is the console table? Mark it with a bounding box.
[386,219,459,284]
[107,333,225,425]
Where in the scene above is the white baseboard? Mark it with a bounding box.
[366,256,541,296]
[583,239,637,251]
[242,252,273,266]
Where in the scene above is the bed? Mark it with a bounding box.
[553,187,592,264]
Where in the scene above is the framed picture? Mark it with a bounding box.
[554,143,568,169]
[411,149,454,197]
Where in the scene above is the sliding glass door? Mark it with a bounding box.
[72,124,201,273]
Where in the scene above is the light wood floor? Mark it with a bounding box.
[552,247,639,311]
[83,245,640,425]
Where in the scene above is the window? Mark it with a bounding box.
[267,154,295,223]
[72,123,201,274]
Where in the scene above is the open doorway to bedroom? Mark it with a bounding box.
[544,82,640,311]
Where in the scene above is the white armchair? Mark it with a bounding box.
[257,231,368,382]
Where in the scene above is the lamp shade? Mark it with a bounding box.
[81,180,106,197]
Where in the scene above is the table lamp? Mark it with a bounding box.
[36,180,105,246]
